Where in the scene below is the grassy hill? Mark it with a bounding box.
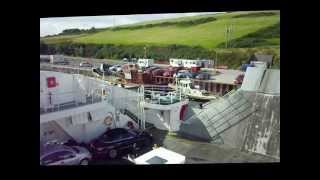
[42,11,280,49]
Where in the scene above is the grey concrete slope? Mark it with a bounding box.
[184,90,256,140]
[241,92,280,159]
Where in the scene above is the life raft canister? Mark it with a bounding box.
[104,114,113,126]
[179,104,188,121]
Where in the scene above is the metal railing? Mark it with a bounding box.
[142,85,184,105]
[40,90,108,115]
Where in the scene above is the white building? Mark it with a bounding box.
[169,58,213,68]
[137,59,154,68]
[49,55,65,64]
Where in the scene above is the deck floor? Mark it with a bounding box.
[147,127,279,163]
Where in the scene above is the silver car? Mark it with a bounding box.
[80,62,93,67]
[40,144,92,166]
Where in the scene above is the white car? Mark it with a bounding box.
[40,144,92,166]
[109,65,122,72]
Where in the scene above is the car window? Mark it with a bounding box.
[58,151,75,159]
[103,131,122,142]
[42,151,70,164]
[121,132,133,139]
[42,153,58,164]
[105,129,130,141]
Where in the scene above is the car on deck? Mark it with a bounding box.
[40,144,92,166]
[109,64,122,72]
[89,128,153,159]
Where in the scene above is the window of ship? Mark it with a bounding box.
[66,116,73,126]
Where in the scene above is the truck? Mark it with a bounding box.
[49,55,69,65]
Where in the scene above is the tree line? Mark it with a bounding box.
[40,41,279,69]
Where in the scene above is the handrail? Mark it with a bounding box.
[143,87,183,105]
[40,95,106,115]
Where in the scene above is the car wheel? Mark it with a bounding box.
[108,149,118,159]
[79,159,89,165]
[133,142,139,151]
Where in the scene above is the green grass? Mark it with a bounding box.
[41,11,280,49]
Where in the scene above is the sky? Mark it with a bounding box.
[40,12,222,37]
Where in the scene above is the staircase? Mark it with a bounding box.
[185,89,256,139]
[122,109,154,130]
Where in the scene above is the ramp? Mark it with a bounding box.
[185,89,255,139]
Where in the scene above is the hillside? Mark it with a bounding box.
[42,11,280,49]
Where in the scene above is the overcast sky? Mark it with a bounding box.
[40,12,221,37]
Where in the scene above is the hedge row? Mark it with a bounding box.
[40,41,279,69]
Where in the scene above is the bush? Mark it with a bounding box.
[232,12,278,18]
[217,22,280,48]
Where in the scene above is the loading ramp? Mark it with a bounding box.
[185,89,256,140]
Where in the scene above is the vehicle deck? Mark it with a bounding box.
[90,127,278,165]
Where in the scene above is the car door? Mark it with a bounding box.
[119,131,135,152]
[58,150,79,165]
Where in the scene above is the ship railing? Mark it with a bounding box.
[143,88,184,105]
[40,90,108,114]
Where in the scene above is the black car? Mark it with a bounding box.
[89,128,153,159]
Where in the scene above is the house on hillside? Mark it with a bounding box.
[248,53,274,68]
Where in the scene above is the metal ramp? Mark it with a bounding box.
[185,89,255,139]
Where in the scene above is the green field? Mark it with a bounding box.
[42,11,280,49]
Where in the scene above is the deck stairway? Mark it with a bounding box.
[185,89,256,140]
[122,109,154,130]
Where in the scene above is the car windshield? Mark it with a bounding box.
[102,131,121,142]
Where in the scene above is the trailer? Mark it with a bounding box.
[49,55,68,65]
